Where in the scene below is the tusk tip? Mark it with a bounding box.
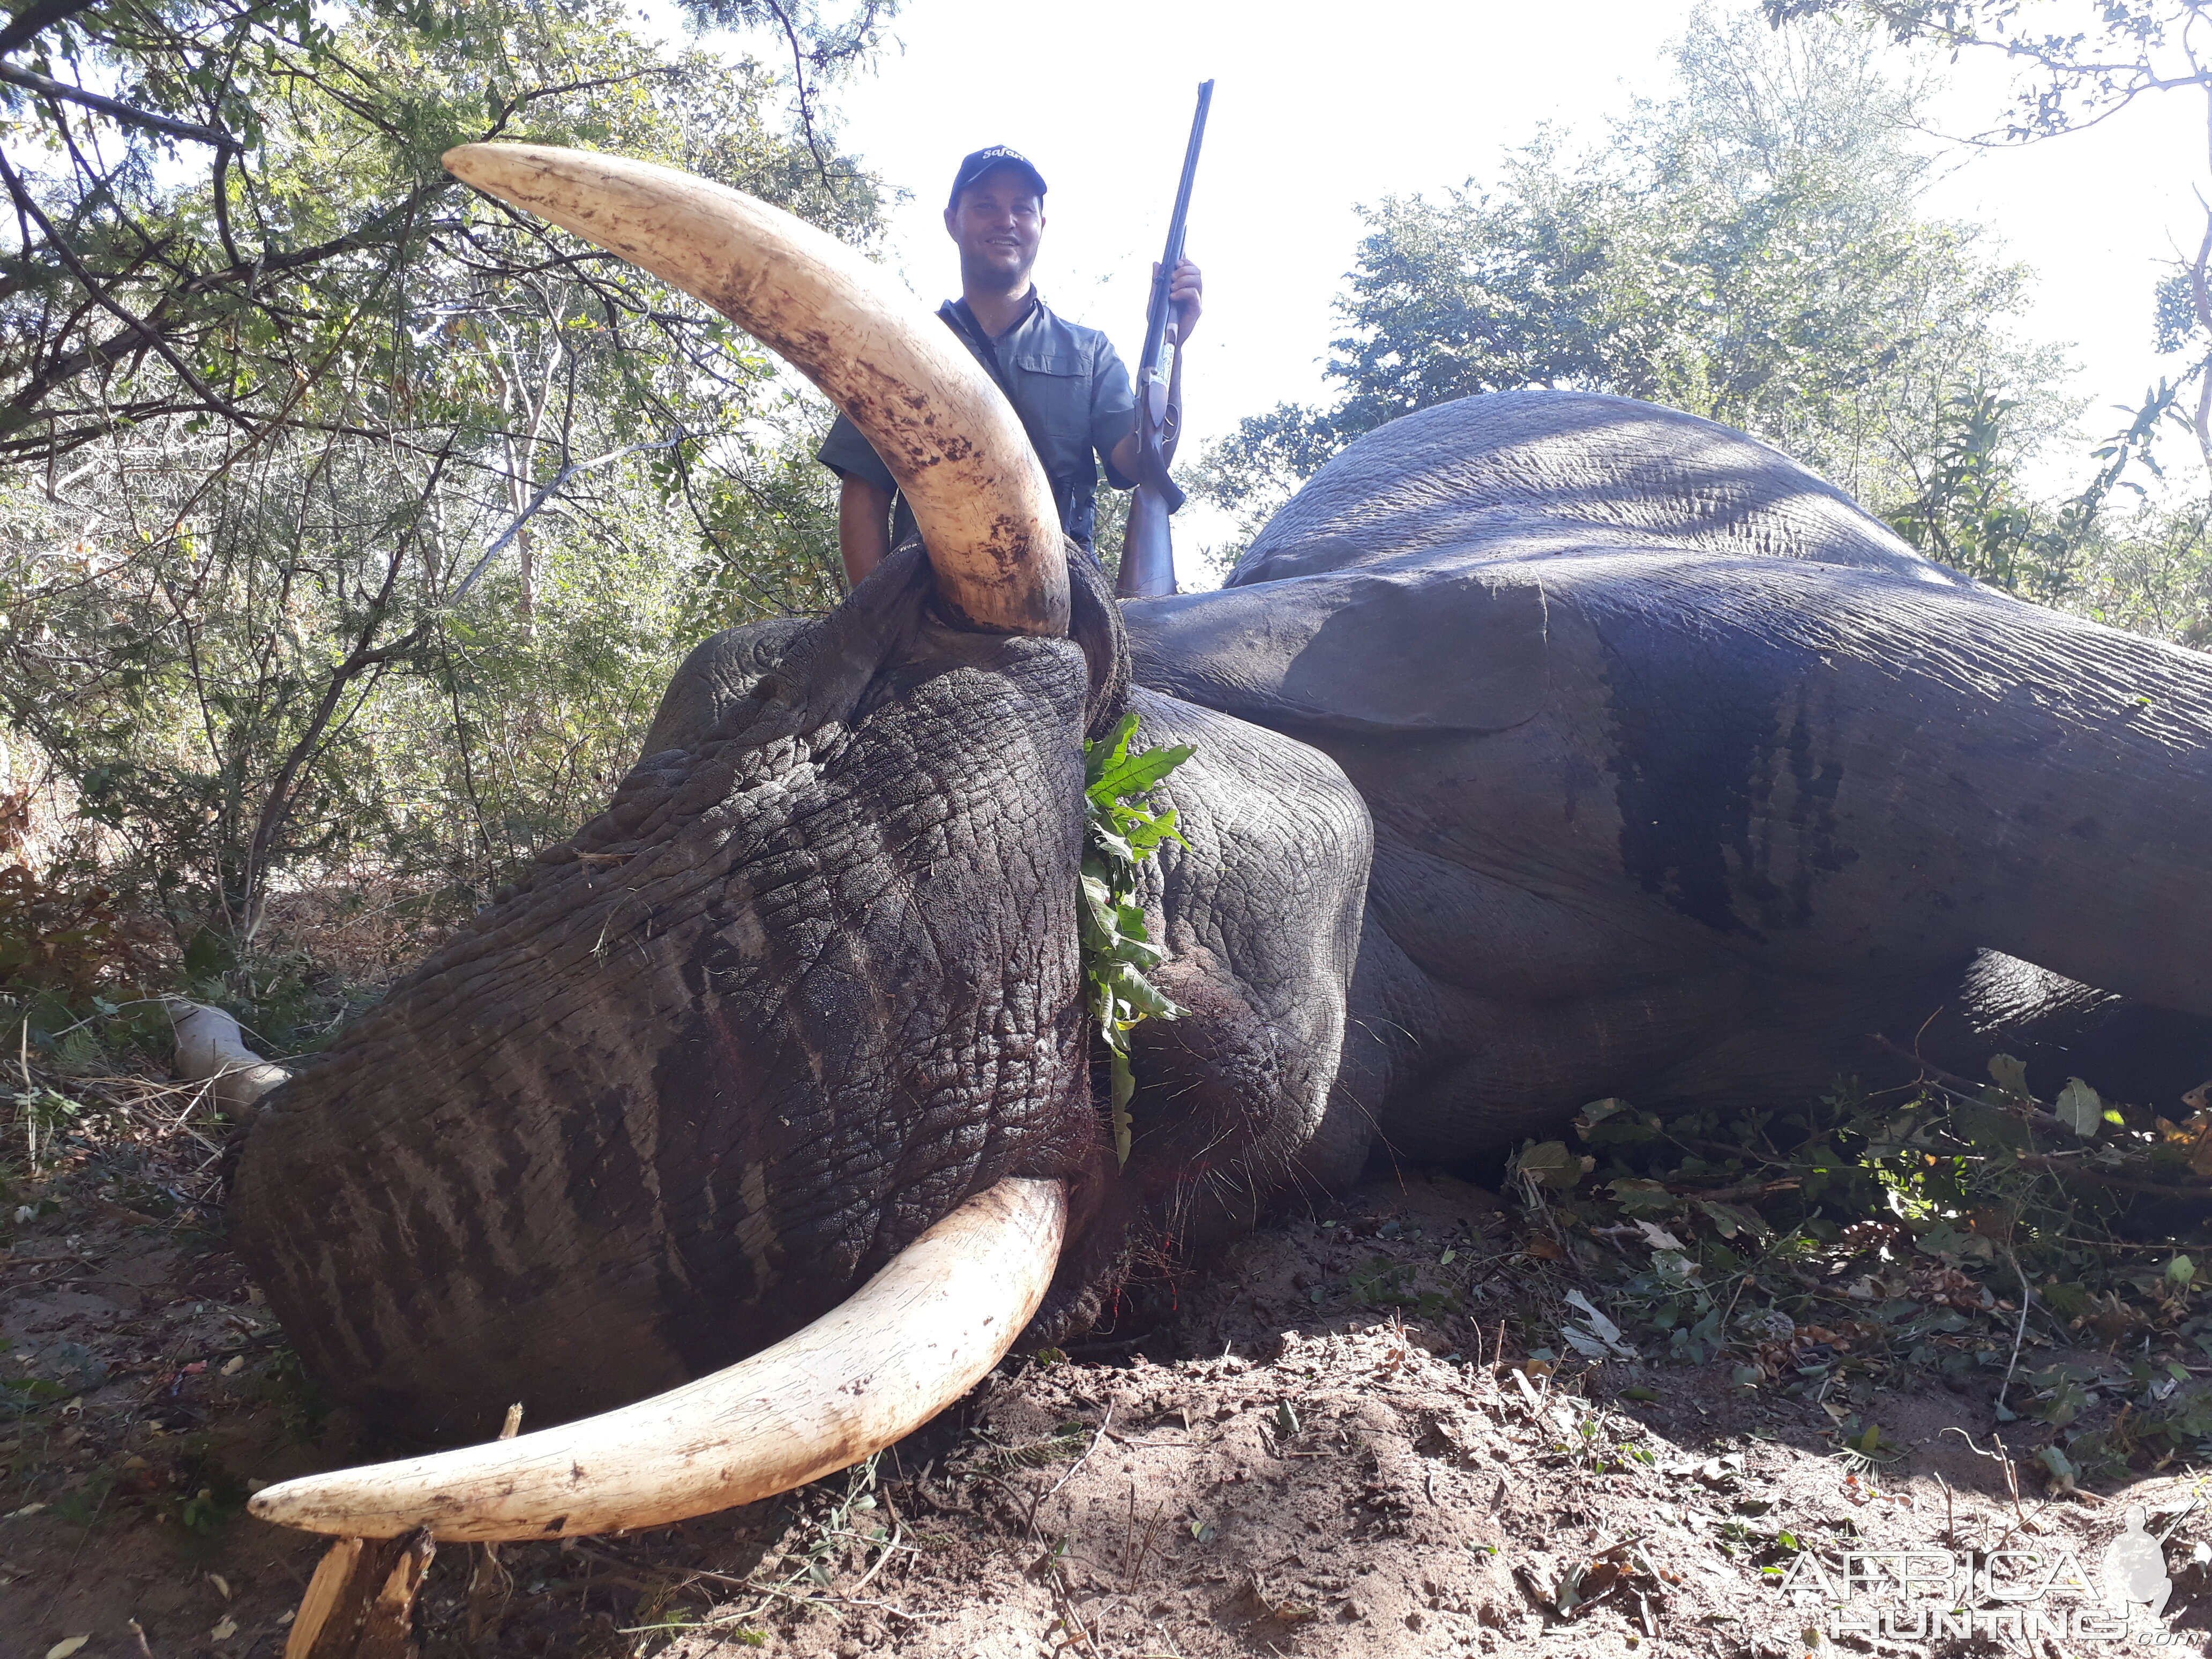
[430,140,1066,634]
[245,1481,307,1528]
[442,142,544,187]
[246,1477,367,1537]
[237,1178,1066,1544]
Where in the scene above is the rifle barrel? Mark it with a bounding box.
[1140,79,1213,380]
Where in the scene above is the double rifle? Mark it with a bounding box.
[1117,79,1213,599]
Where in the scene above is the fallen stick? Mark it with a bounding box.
[2012,1154,2212,1200]
[285,1529,435,1659]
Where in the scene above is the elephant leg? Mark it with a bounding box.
[1296,911,1439,1190]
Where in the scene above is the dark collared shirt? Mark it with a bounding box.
[817,291,1136,554]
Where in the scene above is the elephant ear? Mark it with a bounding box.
[1125,563,1557,736]
[1226,390,1966,592]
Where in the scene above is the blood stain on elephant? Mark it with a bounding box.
[1732,700,1856,935]
[1595,611,1784,936]
[1556,751,1603,826]
[654,1001,775,1313]
[557,1085,648,1237]
[1782,706,1851,875]
[1594,604,1866,939]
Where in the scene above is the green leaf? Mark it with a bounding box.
[2054,1077,2102,1138]
[1078,724,1195,1160]
[1082,713,1138,791]
[1608,1177,1677,1215]
[1698,1200,1770,1240]
[1109,1047,1135,1166]
[1575,1096,1631,1132]
[1511,1139,1590,1192]
[1987,1053,2030,1097]
[1092,743,1195,804]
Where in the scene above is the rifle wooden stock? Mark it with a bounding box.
[1123,482,1176,594]
[1122,340,1185,596]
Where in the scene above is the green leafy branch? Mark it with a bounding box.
[1080,713,1193,1166]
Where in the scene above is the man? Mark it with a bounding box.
[818,145,1204,588]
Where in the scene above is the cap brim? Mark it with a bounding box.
[953,161,1046,199]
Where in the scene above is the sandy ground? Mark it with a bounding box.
[6,1168,2209,1658]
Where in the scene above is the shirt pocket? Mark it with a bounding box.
[1007,347,1095,483]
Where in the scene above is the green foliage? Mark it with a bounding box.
[1773,3,2212,494]
[2064,490,2212,646]
[1194,11,2065,554]
[1885,387,2087,594]
[1765,2,2207,145]
[0,0,890,975]
[2157,270,2203,356]
[1079,713,1193,1165]
[137,1432,251,1550]
[1883,375,2212,639]
[1486,1051,2212,1484]
[0,862,145,1008]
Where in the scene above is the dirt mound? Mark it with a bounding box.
[5,1172,2209,1657]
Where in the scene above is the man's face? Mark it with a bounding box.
[945,166,1044,288]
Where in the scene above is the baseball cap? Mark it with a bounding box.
[948,146,1047,210]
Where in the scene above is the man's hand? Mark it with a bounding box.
[1156,256,1202,343]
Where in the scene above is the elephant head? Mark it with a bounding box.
[229,149,1369,1541]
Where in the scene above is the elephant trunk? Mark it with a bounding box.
[442,143,1067,638]
[1871,592,2212,1017]
[246,1177,1065,1541]
[1596,561,2212,1018]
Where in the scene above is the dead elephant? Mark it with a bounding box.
[227,147,2212,1545]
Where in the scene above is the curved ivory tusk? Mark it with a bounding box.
[247,1177,1066,1541]
[441,143,1067,637]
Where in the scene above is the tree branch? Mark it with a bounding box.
[2193,210,2212,468]
[211,145,240,267]
[0,147,257,435]
[2014,1153,2212,1200]
[760,0,833,186]
[447,435,686,604]
[0,0,104,59]
[482,67,681,141]
[0,62,241,148]
[0,178,454,425]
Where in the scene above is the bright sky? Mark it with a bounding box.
[791,0,2207,584]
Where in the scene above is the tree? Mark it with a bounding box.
[1768,0,2212,468]
[1193,10,2066,559]
[0,0,891,966]
[0,0,891,461]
